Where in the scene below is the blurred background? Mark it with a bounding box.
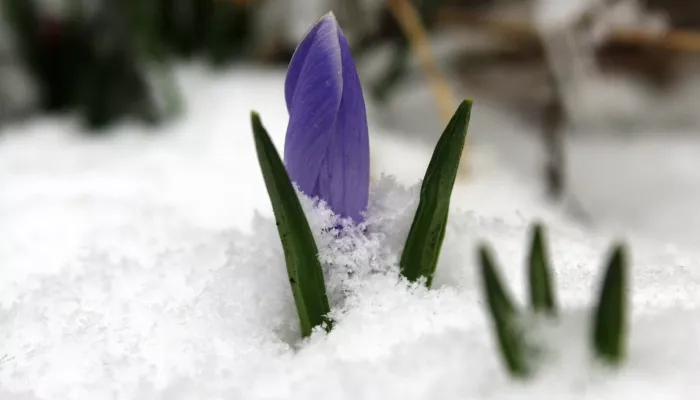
[4,0,700,247]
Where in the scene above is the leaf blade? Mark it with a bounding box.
[399,100,472,287]
[478,245,529,377]
[592,244,628,365]
[528,223,557,315]
[251,112,332,337]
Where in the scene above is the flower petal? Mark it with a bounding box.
[284,12,336,111]
[283,13,343,198]
[315,26,370,222]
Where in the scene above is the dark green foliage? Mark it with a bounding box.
[528,224,557,315]
[479,245,530,377]
[399,100,472,287]
[592,244,628,365]
[2,0,252,130]
[205,1,251,66]
[153,0,252,64]
[156,0,212,58]
[478,224,630,378]
[2,0,173,130]
[3,0,84,112]
[251,112,332,338]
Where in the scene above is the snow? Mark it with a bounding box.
[2,65,700,399]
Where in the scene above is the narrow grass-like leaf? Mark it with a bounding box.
[478,245,530,378]
[400,100,472,287]
[592,244,627,365]
[527,223,557,315]
[251,112,332,337]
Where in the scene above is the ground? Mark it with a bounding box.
[2,65,700,399]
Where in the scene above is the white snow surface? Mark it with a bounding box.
[2,66,700,399]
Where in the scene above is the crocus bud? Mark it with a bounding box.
[283,12,370,223]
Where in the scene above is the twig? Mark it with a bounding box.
[387,0,468,178]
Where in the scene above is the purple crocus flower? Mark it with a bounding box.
[284,12,370,223]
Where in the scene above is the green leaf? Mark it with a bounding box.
[251,112,332,337]
[591,244,628,365]
[399,100,473,287]
[478,245,530,378]
[527,223,557,315]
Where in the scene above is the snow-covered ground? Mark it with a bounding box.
[2,65,700,399]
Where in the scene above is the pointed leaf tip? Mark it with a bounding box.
[251,111,261,127]
[478,245,529,377]
[399,100,473,286]
[479,245,517,315]
[251,112,332,338]
[528,223,557,315]
[592,243,628,365]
